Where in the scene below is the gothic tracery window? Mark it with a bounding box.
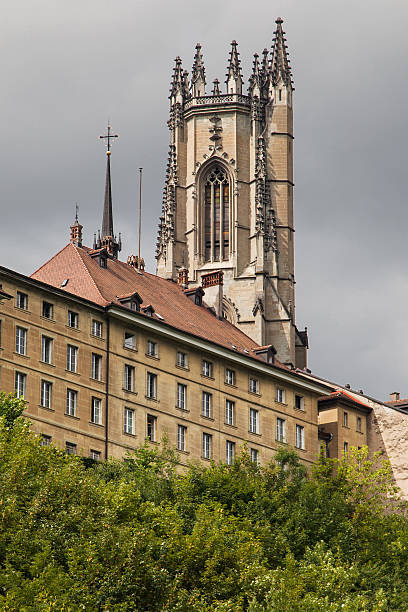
[204,166,230,261]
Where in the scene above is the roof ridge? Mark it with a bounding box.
[30,243,73,278]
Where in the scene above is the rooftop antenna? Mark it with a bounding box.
[138,168,143,260]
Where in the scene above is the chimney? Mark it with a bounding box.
[177,267,188,288]
[127,255,145,271]
[390,391,400,402]
[201,270,223,318]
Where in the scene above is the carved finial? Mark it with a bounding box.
[212,78,220,96]
[225,40,243,94]
[191,42,206,97]
[248,53,261,97]
[270,16,294,89]
[170,56,186,104]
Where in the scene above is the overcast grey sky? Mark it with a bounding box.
[1,0,407,400]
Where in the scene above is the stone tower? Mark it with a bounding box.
[156,18,308,367]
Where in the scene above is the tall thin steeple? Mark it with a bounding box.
[225,40,243,94]
[96,123,121,258]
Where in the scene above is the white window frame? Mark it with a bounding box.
[225,368,235,385]
[357,416,362,432]
[176,351,188,368]
[177,382,187,410]
[124,365,135,391]
[202,359,212,377]
[276,388,286,404]
[42,301,54,319]
[249,408,259,434]
[41,335,53,364]
[226,440,235,465]
[147,340,158,357]
[225,399,235,425]
[66,388,77,417]
[276,417,286,442]
[67,345,78,372]
[147,414,157,441]
[68,310,79,328]
[90,449,101,461]
[124,331,137,350]
[295,394,304,410]
[295,424,305,450]
[177,424,187,451]
[15,326,27,355]
[91,397,102,425]
[91,353,102,381]
[249,377,259,394]
[92,320,103,338]
[15,371,26,398]
[202,433,212,459]
[40,380,52,409]
[343,412,348,427]
[146,372,157,399]
[16,291,28,310]
[124,407,135,435]
[250,448,259,464]
[65,442,77,455]
[202,391,212,418]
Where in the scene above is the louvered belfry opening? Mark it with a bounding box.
[204,166,230,262]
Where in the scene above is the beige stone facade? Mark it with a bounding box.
[0,265,329,466]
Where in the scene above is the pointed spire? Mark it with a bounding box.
[70,205,83,247]
[225,40,243,94]
[248,53,261,97]
[270,17,294,88]
[212,78,220,96]
[191,43,206,97]
[170,56,185,105]
[97,123,121,258]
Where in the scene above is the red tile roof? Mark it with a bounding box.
[31,244,284,363]
[318,389,370,408]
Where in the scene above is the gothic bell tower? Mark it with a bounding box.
[156,18,308,367]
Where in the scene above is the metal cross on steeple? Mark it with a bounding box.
[99,123,119,154]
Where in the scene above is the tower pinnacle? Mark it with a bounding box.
[225,40,243,94]
[270,17,294,88]
[96,123,121,258]
[191,43,206,97]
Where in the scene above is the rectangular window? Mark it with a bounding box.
[250,448,259,464]
[357,416,362,432]
[177,424,187,451]
[42,301,54,319]
[66,345,78,372]
[202,359,213,377]
[295,395,304,410]
[276,417,286,442]
[147,340,158,357]
[92,320,102,338]
[225,399,235,425]
[124,408,135,435]
[41,336,53,364]
[226,440,235,465]
[249,408,259,434]
[124,331,136,350]
[15,326,27,355]
[146,372,157,399]
[344,441,349,453]
[124,365,135,391]
[276,388,286,403]
[147,414,157,441]
[177,383,187,410]
[176,351,188,368]
[225,368,235,385]
[91,353,102,381]
[40,434,51,447]
[66,389,77,417]
[202,433,212,459]
[343,412,348,427]
[65,442,77,455]
[296,424,305,450]
[249,377,259,394]
[68,310,79,328]
[16,291,28,310]
[202,391,212,418]
[40,380,52,409]
[90,449,101,461]
[91,397,102,425]
[15,371,26,398]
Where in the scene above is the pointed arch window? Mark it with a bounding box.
[204,166,230,261]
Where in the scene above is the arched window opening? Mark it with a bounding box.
[204,166,230,262]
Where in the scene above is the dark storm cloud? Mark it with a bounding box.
[1,0,407,399]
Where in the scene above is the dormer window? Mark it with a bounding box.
[184,286,205,307]
[100,256,107,269]
[142,305,155,317]
[117,292,143,312]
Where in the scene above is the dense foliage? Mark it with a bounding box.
[0,392,407,610]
